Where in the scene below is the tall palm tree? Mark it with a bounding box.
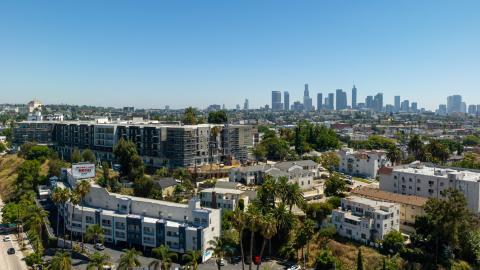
[275,176,289,202]
[26,205,49,252]
[256,214,277,270]
[246,206,261,270]
[387,145,401,166]
[75,180,91,251]
[149,245,178,270]
[285,183,305,212]
[69,191,81,249]
[232,209,247,270]
[59,188,71,247]
[273,203,296,232]
[85,224,105,245]
[182,249,202,270]
[87,251,111,270]
[51,187,63,239]
[207,236,229,270]
[118,248,142,270]
[48,251,72,270]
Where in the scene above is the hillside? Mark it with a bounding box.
[0,155,24,200]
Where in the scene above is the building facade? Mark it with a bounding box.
[332,196,400,244]
[337,148,390,179]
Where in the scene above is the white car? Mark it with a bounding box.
[3,236,11,242]
[287,265,301,270]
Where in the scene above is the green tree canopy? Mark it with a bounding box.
[208,110,228,124]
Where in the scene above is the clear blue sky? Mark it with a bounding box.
[1,0,479,110]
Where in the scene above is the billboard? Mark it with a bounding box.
[72,163,96,179]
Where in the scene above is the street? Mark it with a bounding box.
[0,197,28,270]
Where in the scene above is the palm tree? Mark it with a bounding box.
[182,249,202,270]
[386,145,401,166]
[48,251,72,270]
[207,236,229,270]
[75,180,91,251]
[118,248,142,270]
[246,206,261,270]
[273,203,296,232]
[69,191,80,249]
[256,214,277,270]
[232,209,247,270]
[87,251,111,270]
[51,187,63,239]
[285,183,305,212]
[26,205,49,252]
[149,245,178,270]
[85,224,105,245]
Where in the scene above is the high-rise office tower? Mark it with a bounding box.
[366,96,374,109]
[351,85,357,109]
[317,93,323,111]
[284,91,290,111]
[468,105,477,115]
[327,93,335,110]
[244,99,249,110]
[401,100,410,112]
[373,93,383,112]
[336,89,347,110]
[303,84,312,111]
[271,91,283,111]
[411,102,418,113]
[447,95,462,114]
[394,96,401,112]
[461,102,467,114]
[437,104,447,116]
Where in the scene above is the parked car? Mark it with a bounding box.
[7,248,15,254]
[94,243,105,250]
[219,259,226,266]
[287,265,301,270]
[3,236,11,242]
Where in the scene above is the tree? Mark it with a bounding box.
[101,161,110,182]
[87,251,111,270]
[150,245,178,270]
[182,250,202,270]
[208,111,228,124]
[285,182,305,212]
[257,213,277,270]
[426,140,450,164]
[296,219,315,265]
[155,167,170,177]
[16,159,41,193]
[232,209,247,270]
[408,135,424,160]
[463,135,480,146]
[82,149,97,164]
[26,205,49,253]
[208,236,230,270]
[356,248,364,270]
[118,248,142,270]
[324,173,347,197]
[71,148,82,163]
[319,152,340,172]
[85,224,105,245]
[315,249,336,270]
[75,180,91,251]
[382,230,405,254]
[386,145,401,166]
[246,206,261,270]
[0,142,6,152]
[69,192,80,249]
[133,176,155,197]
[113,138,144,180]
[183,107,198,125]
[25,145,51,163]
[305,202,333,226]
[49,158,68,178]
[49,251,72,270]
[51,187,70,245]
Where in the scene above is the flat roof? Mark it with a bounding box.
[352,186,427,207]
[200,187,243,194]
[345,196,396,208]
[393,165,480,182]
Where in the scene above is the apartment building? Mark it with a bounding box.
[379,162,480,213]
[14,120,258,168]
[58,184,220,262]
[332,196,400,244]
[338,148,390,179]
[351,186,427,234]
[199,187,249,211]
[229,160,319,190]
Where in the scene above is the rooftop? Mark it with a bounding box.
[351,186,428,207]
[390,163,480,182]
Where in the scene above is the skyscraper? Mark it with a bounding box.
[374,93,383,112]
[401,100,410,112]
[317,93,323,111]
[366,96,374,109]
[327,93,335,110]
[411,102,418,113]
[271,91,283,111]
[336,89,347,110]
[468,105,477,115]
[243,99,249,110]
[303,84,312,111]
[284,91,290,111]
[394,96,401,112]
[351,85,357,109]
[447,95,462,114]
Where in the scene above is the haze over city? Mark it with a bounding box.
[1,0,480,109]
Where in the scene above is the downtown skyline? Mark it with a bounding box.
[1,1,480,109]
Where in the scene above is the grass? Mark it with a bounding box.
[352,176,373,184]
[0,154,25,200]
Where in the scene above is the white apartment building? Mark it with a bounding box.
[338,148,390,179]
[379,162,480,213]
[332,196,400,244]
[56,166,221,262]
[199,187,249,211]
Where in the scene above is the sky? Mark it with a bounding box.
[0,0,479,110]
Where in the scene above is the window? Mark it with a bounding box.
[86,216,94,224]
[101,219,111,226]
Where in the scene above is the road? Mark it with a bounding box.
[0,197,29,270]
